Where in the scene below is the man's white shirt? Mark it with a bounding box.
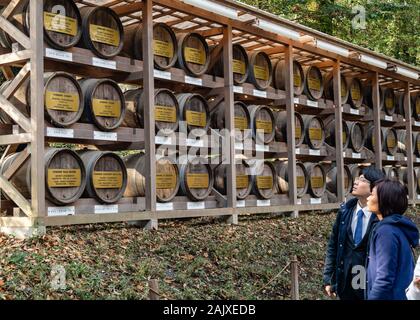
[351,203,372,239]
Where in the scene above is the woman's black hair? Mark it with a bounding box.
[372,179,408,217]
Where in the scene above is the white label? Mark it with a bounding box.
[415,121,420,127]
[156,202,174,211]
[45,48,73,62]
[233,86,243,94]
[94,204,118,214]
[343,152,346,157]
[46,127,74,138]
[186,139,204,147]
[297,198,302,205]
[386,155,395,161]
[155,136,172,145]
[310,198,322,204]
[417,158,420,163]
[417,194,420,200]
[404,157,408,161]
[253,90,267,98]
[309,149,321,156]
[47,206,75,217]
[384,115,393,121]
[296,148,301,154]
[294,98,300,104]
[154,69,171,80]
[235,142,244,150]
[257,199,270,207]
[256,144,269,152]
[187,201,205,209]
[236,200,246,208]
[307,100,318,108]
[352,153,362,159]
[350,108,360,115]
[94,131,117,141]
[92,57,116,70]
[185,76,202,86]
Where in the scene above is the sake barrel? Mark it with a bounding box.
[248,105,275,144]
[212,44,249,85]
[365,125,384,151]
[303,65,324,101]
[363,86,396,115]
[274,111,305,147]
[397,130,415,156]
[0,148,86,205]
[414,132,420,157]
[79,151,127,204]
[414,168,420,193]
[395,92,408,118]
[398,167,417,190]
[210,101,251,142]
[213,161,252,200]
[304,163,327,198]
[382,127,398,156]
[122,22,177,70]
[0,0,82,50]
[412,93,420,121]
[176,33,210,76]
[248,51,273,90]
[348,122,366,153]
[274,160,308,198]
[124,153,179,202]
[349,164,364,182]
[123,88,179,134]
[79,6,124,59]
[302,115,325,149]
[346,78,364,109]
[272,60,305,95]
[178,157,213,201]
[251,161,276,199]
[177,93,210,136]
[79,78,126,131]
[324,119,350,149]
[0,80,30,124]
[326,165,353,197]
[324,73,349,104]
[383,166,399,181]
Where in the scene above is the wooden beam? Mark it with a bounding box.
[404,82,415,201]
[113,2,143,16]
[372,72,382,170]
[0,175,32,217]
[195,27,224,38]
[1,66,14,80]
[1,0,27,20]
[0,15,30,49]
[3,146,30,180]
[2,62,30,99]
[0,94,31,132]
[0,49,31,67]
[0,133,31,145]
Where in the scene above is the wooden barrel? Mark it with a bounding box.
[363,86,396,115]
[365,125,384,151]
[124,153,179,202]
[79,78,126,131]
[274,111,305,147]
[79,151,127,204]
[395,92,408,118]
[0,80,30,124]
[398,167,417,191]
[210,100,251,142]
[214,161,252,200]
[248,51,273,90]
[304,163,327,198]
[274,160,308,198]
[123,88,179,134]
[324,73,349,104]
[0,0,82,50]
[412,93,420,121]
[349,164,364,182]
[79,6,124,59]
[324,119,350,149]
[414,132,420,157]
[122,22,178,70]
[303,65,324,101]
[177,93,210,136]
[326,165,353,197]
[348,122,366,153]
[250,161,276,199]
[248,105,275,144]
[397,130,414,156]
[302,115,325,149]
[212,44,249,85]
[0,148,86,205]
[272,60,305,95]
[347,78,364,109]
[178,157,213,201]
[415,168,420,194]
[382,127,398,155]
[383,166,399,181]
[176,33,210,76]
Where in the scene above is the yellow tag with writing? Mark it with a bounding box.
[293,73,302,88]
[92,99,121,118]
[233,59,246,75]
[308,77,321,91]
[93,171,123,189]
[344,177,349,188]
[372,136,376,147]
[351,83,361,101]
[187,173,209,189]
[47,169,81,188]
[295,126,302,139]
[257,176,273,189]
[309,128,322,140]
[156,173,177,189]
[153,40,173,58]
[184,47,206,65]
[387,136,396,148]
[311,176,324,188]
[236,175,249,189]
[256,120,272,133]
[89,24,120,47]
[234,117,248,131]
[343,131,347,144]
[45,91,79,112]
[296,176,305,188]
[254,65,269,81]
[385,97,394,110]
[416,100,420,114]
[186,110,206,127]
[155,106,177,123]
[341,81,347,98]
[417,141,420,151]
[44,12,77,36]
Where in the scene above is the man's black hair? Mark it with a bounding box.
[372,179,408,217]
[362,166,385,185]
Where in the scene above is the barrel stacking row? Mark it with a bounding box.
[383,166,420,194]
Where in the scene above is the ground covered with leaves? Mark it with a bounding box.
[0,209,418,300]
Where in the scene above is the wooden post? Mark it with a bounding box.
[148,279,160,300]
[404,82,415,201]
[372,72,382,170]
[290,255,299,300]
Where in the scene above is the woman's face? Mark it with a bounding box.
[367,186,379,214]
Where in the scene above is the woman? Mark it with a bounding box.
[406,257,420,300]
[366,179,419,300]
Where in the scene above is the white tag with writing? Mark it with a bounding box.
[94,131,117,141]
[92,57,116,70]
[352,153,362,159]
[187,202,205,209]
[257,200,271,207]
[46,127,74,138]
[233,86,243,94]
[236,200,246,208]
[253,90,267,98]
[156,202,174,211]
[309,149,321,156]
[155,136,172,145]
[154,69,171,80]
[186,139,204,147]
[48,206,75,217]
[94,205,118,214]
[185,76,202,86]
[310,198,322,204]
[46,48,73,62]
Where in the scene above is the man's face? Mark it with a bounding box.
[352,174,371,198]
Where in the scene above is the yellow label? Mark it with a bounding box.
[311,176,324,188]
[153,40,173,58]
[234,116,248,131]
[416,100,420,114]
[308,77,321,91]
[233,59,246,75]
[296,176,305,188]
[47,169,81,188]
[257,176,273,189]
[344,177,349,188]
[89,24,120,47]
[351,83,361,101]
[45,91,79,112]
[385,97,394,110]
[256,120,272,133]
[341,81,347,98]
[184,47,206,65]
[44,12,77,36]
[92,99,121,118]
[155,106,177,123]
[372,136,376,147]
[343,131,347,144]
[387,136,396,148]
[417,141,420,151]
[186,173,209,189]
[236,175,249,189]
[309,128,322,141]
[93,171,123,189]
[186,110,206,127]
[295,126,302,139]
[293,73,302,88]
[253,65,269,81]
[156,173,177,189]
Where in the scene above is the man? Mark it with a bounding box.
[323,166,385,300]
